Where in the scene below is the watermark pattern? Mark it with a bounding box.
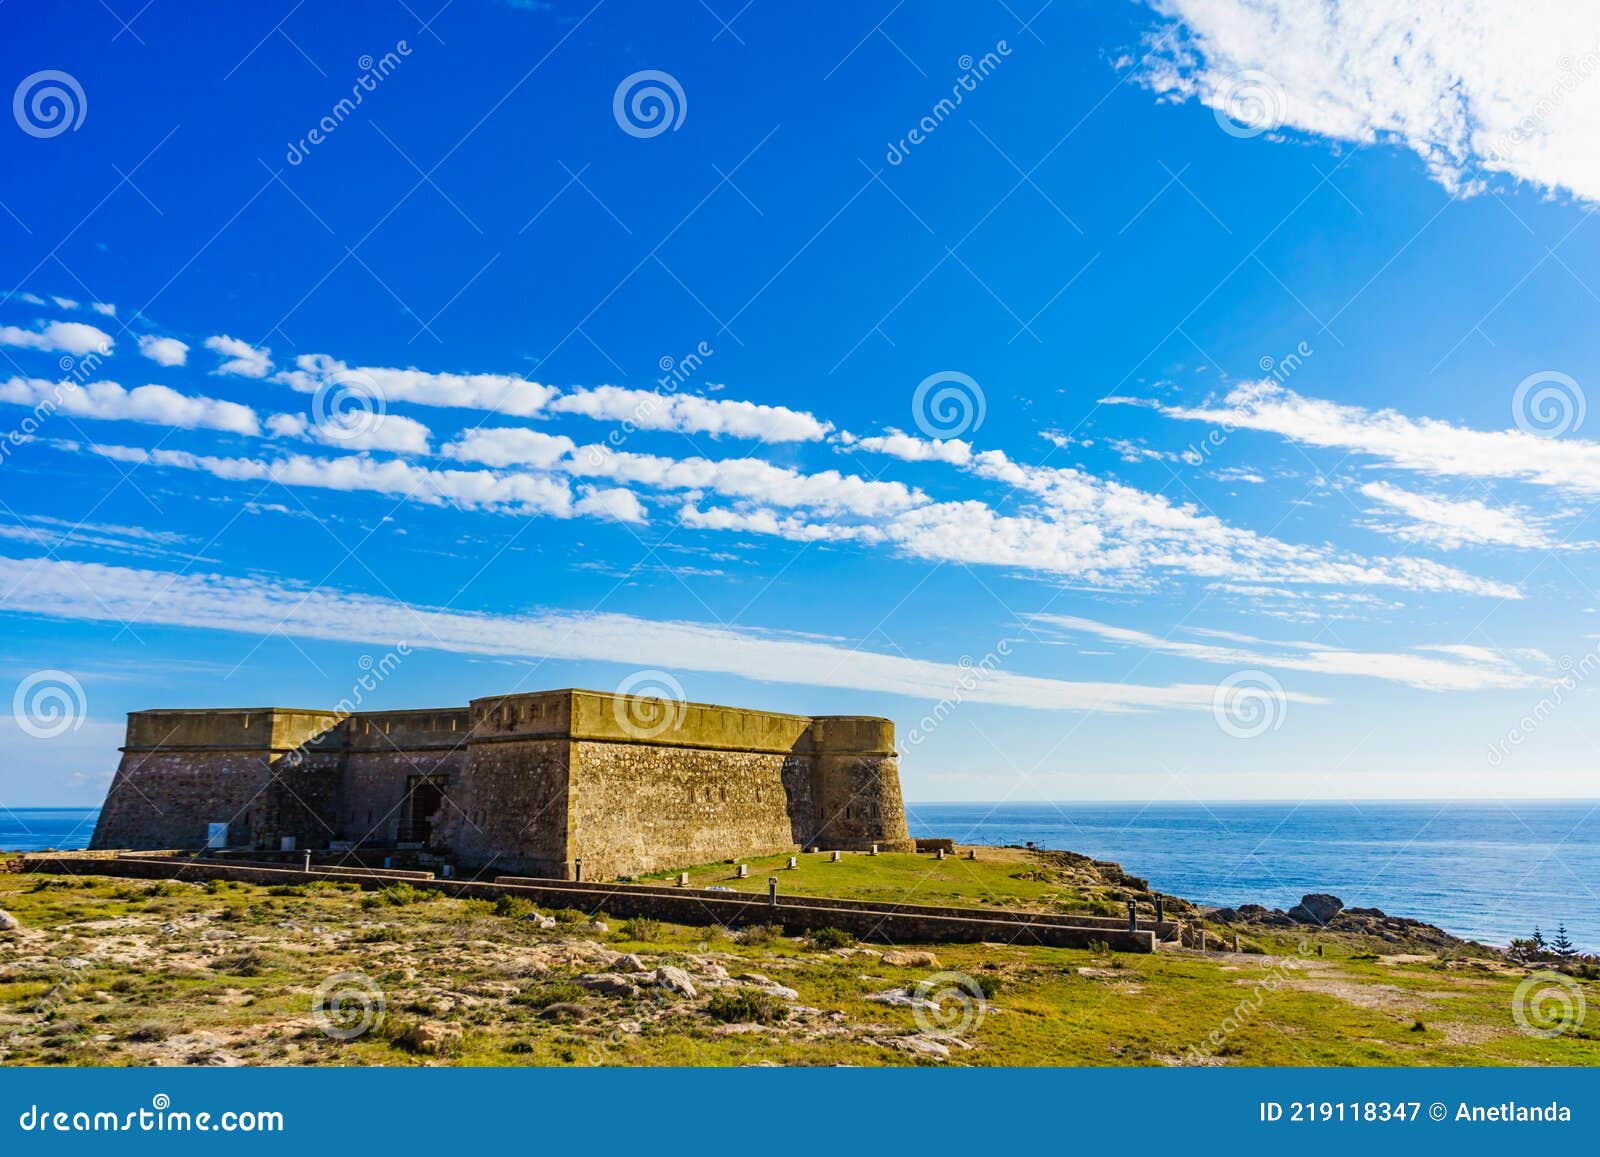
[285,42,412,165]
[13,670,86,739]
[0,339,114,469]
[1211,69,1283,139]
[585,340,714,462]
[613,70,686,138]
[911,970,987,1036]
[612,669,687,739]
[13,70,86,138]
[1511,970,1587,1039]
[912,370,985,439]
[899,639,1017,750]
[1512,370,1584,438]
[282,644,411,768]
[313,970,386,1041]
[1181,340,1312,468]
[311,368,388,443]
[1487,645,1600,767]
[885,42,1012,165]
[1212,670,1287,739]
[1182,941,1313,1064]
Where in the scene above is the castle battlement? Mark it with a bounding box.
[92,688,913,879]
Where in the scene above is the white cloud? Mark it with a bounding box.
[0,554,1325,716]
[548,384,832,442]
[0,377,260,436]
[137,334,189,367]
[844,429,974,465]
[265,410,434,455]
[0,320,114,356]
[51,296,79,311]
[445,427,924,517]
[204,334,273,378]
[1137,0,1600,202]
[87,442,586,517]
[441,427,575,469]
[275,354,557,417]
[1125,381,1600,495]
[10,292,46,306]
[90,302,116,317]
[1032,613,1543,692]
[1359,481,1558,550]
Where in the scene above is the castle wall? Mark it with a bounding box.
[437,736,571,877]
[338,709,471,845]
[92,690,915,876]
[568,741,812,879]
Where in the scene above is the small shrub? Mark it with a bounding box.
[493,895,535,919]
[210,950,283,977]
[126,1022,171,1043]
[267,884,307,897]
[621,918,662,942]
[706,989,790,1025]
[738,923,784,946]
[805,926,854,950]
[1410,1020,1427,1033]
[552,908,589,925]
[975,974,1003,1000]
[507,1040,535,1055]
[361,926,405,943]
[366,882,435,907]
[512,981,588,1009]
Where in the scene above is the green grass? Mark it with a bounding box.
[1,861,1595,1067]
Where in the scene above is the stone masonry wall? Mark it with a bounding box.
[568,740,814,880]
[91,750,274,851]
[437,737,571,877]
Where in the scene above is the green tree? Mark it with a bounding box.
[1550,924,1578,958]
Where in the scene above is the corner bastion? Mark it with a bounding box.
[89,688,914,879]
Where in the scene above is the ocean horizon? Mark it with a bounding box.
[6,800,1596,951]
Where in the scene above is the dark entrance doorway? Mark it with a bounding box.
[402,776,445,843]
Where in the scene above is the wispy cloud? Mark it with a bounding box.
[1031,613,1544,692]
[0,553,1325,715]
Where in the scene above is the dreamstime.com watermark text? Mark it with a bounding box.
[18,1094,283,1133]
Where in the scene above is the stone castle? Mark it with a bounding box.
[89,688,914,879]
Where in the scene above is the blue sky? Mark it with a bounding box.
[3,0,1600,806]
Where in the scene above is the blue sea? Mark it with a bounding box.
[907,800,1600,951]
[6,803,1596,950]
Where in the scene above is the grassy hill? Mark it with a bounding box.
[0,850,1594,1067]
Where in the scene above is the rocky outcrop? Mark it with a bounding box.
[1287,894,1344,925]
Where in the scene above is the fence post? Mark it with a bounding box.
[768,877,778,907]
[1127,900,1137,933]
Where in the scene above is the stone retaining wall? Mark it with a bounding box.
[20,854,1155,952]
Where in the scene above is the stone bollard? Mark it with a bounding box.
[301,851,312,874]
[870,844,878,856]
[786,856,797,869]
[1154,897,1164,924]
[966,848,976,860]
[1199,929,1208,952]
[1127,900,1138,933]
[1232,933,1240,953]
[677,872,689,887]
[935,848,946,861]
[768,877,778,907]
[806,846,819,854]
[574,858,583,883]
[1317,944,1324,957]
[830,850,841,862]
[736,863,748,878]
